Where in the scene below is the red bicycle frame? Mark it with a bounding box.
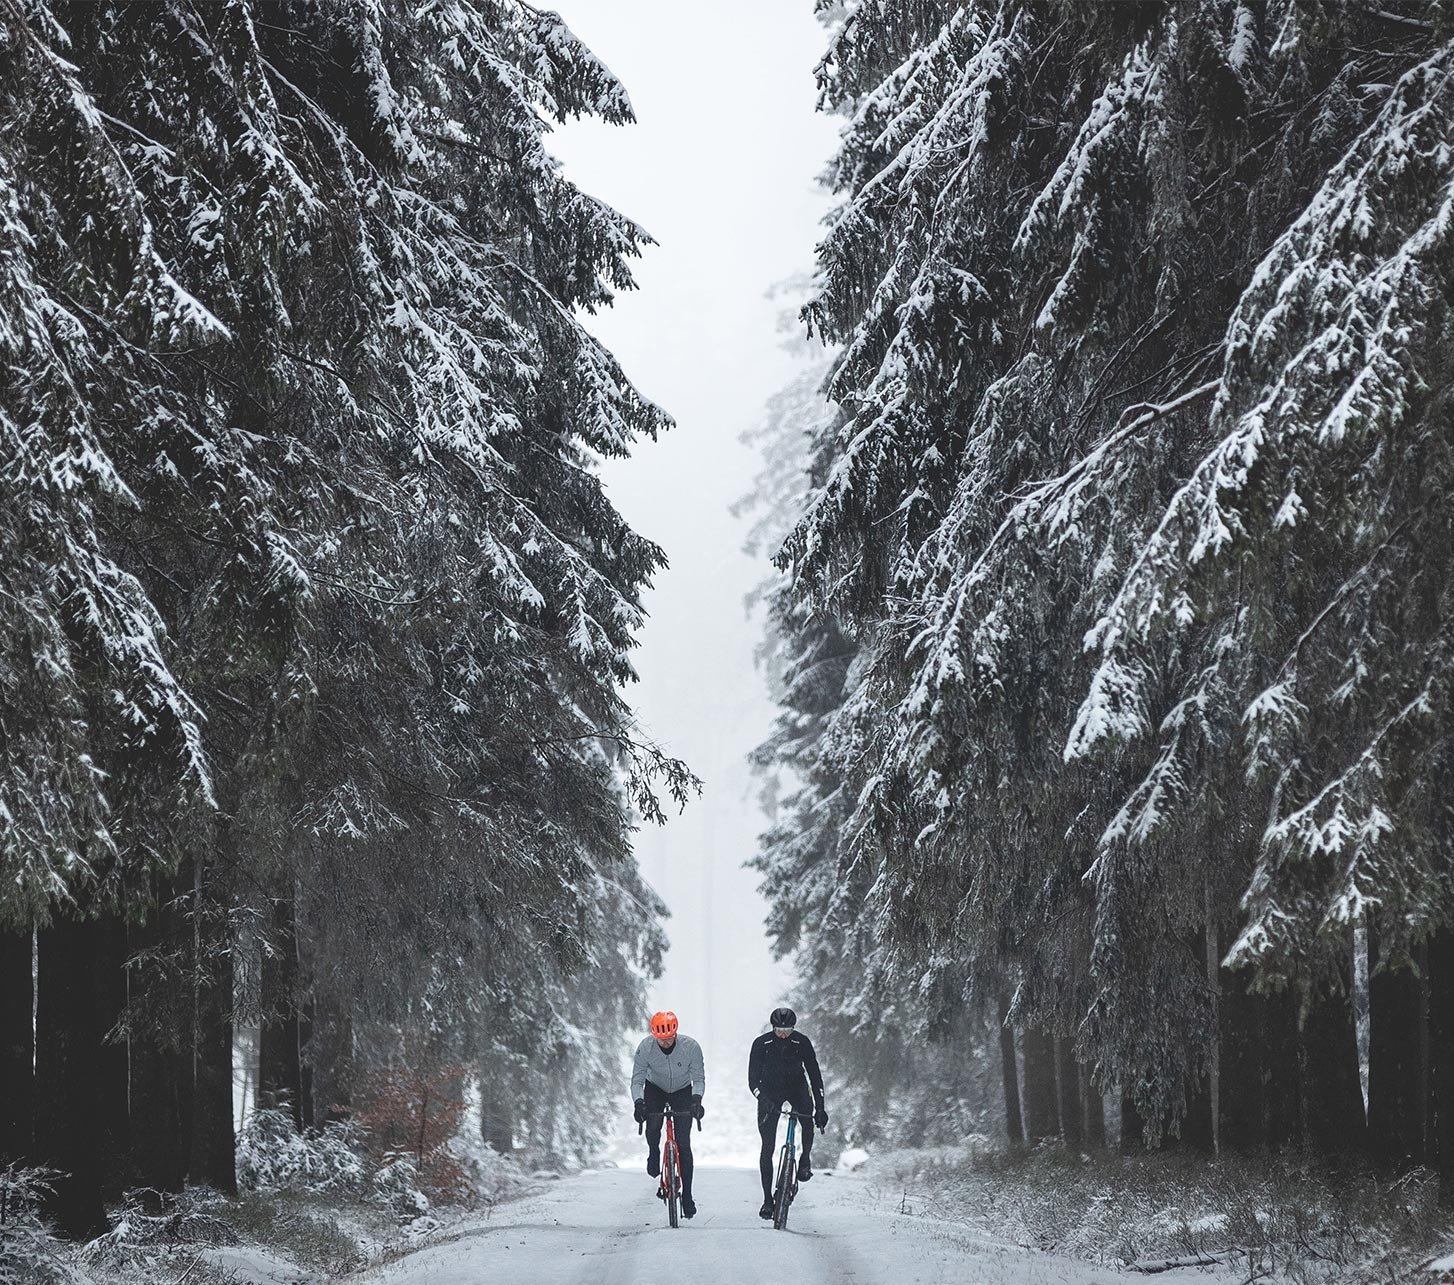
[641,1107,695,1229]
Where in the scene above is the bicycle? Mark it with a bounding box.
[768,1104,816,1230]
[639,1107,699,1228]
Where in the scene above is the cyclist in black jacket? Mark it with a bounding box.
[748,1006,827,1219]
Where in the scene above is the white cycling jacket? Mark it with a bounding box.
[631,1034,705,1100]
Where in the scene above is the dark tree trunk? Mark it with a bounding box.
[1420,940,1434,1162]
[1262,988,1302,1151]
[187,867,236,1194]
[0,925,33,1163]
[1428,928,1454,1206]
[127,881,188,1192]
[1120,1091,1145,1153]
[477,1037,517,1153]
[130,1036,188,1193]
[1022,1025,1059,1142]
[298,994,316,1129]
[1055,1035,1084,1150]
[1178,1074,1216,1152]
[35,913,110,1239]
[479,1079,516,1154]
[1301,977,1367,1154]
[258,897,303,1127]
[309,995,354,1124]
[1081,1063,1106,1149]
[1171,928,1216,1154]
[1219,966,1271,1153]
[997,993,1023,1149]
[1368,922,1427,1167]
[94,915,131,1202]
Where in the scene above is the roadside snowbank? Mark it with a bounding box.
[864,1142,1452,1283]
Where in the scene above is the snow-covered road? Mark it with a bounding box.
[358,1165,1161,1285]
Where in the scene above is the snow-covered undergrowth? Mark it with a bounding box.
[0,1166,78,1285]
[28,1113,537,1284]
[868,1143,1452,1283]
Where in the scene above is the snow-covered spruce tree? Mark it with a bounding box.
[741,309,1006,1149]
[769,0,1453,1162]
[1,0,686,1231]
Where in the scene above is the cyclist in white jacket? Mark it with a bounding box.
[631,1010,705,1217]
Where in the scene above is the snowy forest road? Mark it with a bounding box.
[356,1165,1122,1285]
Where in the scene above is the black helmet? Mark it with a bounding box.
[769,1007,797,1029]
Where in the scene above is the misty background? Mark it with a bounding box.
[552,2,838,1162]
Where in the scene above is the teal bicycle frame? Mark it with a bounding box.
[770,1104,811,1230]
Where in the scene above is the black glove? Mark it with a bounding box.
[633,1098,647,1124]
[814,1105,828,1130]
[691,1094,705,1121]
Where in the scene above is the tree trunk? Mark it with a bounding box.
[1120,1091,1145,1153]
[0,925,33,1163]
[127,879,188,1192]
[298,993,316,1129]
[479,1075,516,1154]
[258,897,304,1127]
[1218,966,1265,1153]
[1055,1035,1084,1150]
[309,994,354,1125]
[1205,915,1221,1155]
[997,993,1023,1149]
[187,865,237,1194]
[1172,928,1216,1154]
[1022,1027,1059,1143]
[1428,928,1454,1206]
[1262,988,1302,1151]
[35,913,110,1239]
[94,914,131,1202]
[1178,1075,1216,1152]
[1081,1063,1106,1149]
[1022,1025,1059,1142]
[1368,921,1427,1167]
[1302,977,1367,1154]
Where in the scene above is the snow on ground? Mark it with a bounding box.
[357,1164,1218,1285]
[194,1245,324,1283]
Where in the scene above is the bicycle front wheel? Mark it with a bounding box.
[772,1144,794,1230]
[664,1143,680,1229]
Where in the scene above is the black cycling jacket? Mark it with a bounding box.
[748,1030,825,1107]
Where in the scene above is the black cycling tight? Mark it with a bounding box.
[757,1092,814,1200]
[644,1082,696,1200]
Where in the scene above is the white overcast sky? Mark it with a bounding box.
[550,1,839,1158]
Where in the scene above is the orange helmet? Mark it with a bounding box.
[650,1011,678,1040]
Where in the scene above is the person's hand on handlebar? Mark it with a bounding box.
[691,1094,705,1122]
[814,1105,828,1130]
[633,1098,647,1124]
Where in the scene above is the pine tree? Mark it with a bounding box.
[2,0,688,1220]
[757,0,1454,1147]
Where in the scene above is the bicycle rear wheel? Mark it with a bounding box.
[664,1142,680,1229]
[772,1144,794,1229]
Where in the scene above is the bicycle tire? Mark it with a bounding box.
[772,1143,794,1230]
[665,1141,680,1229]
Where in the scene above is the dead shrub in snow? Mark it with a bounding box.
[356,1059,471,1205]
